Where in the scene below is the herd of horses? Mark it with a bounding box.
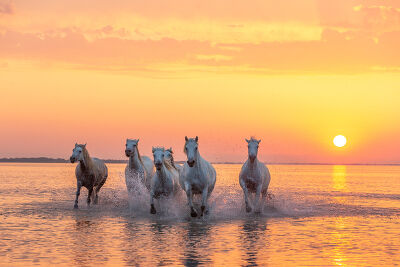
[69,136,271,217]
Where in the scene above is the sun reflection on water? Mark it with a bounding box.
[332,165,347,192]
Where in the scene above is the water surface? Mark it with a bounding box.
[1,163,399,266]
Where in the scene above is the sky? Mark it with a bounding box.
[1,0,400,164]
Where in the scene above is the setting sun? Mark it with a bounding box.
[333,135,347,148]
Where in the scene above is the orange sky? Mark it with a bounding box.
[1,0,400,164]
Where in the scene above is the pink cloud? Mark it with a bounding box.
[0,0,13,14]
[0,27,399,74]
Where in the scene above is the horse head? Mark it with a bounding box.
[152,147,165,171]
[164,147,173,161]
[70,143,86,163]
[125,139,139,157]
[184,136,199,167]
[246,137,261,163]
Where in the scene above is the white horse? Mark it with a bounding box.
[70,143,108,209]
[150,147,180,214]
[164,147,183,173]
[239,138,271,213]
[180,136,216,217]
[125,139,154,192]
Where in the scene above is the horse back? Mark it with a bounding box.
[92,158,108,175]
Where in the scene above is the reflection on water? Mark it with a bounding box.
[330,217,349,266]
[0,163,400,266]
[239,218,269,266]
[332,165,347,192]
[332,165,348,205]
[71,218,108,266]
[182,222,212,266]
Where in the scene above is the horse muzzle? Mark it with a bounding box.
[187,160,195,167]
[155,162,162,170]
[125,150,131,157]
[70,157,76,163]
[249,155,256,162]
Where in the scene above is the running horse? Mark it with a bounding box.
[70,143,108,209]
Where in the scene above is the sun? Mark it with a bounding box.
[333,135,347,147]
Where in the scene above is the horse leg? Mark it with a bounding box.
[185,183,197,217]
[201,188,208,216]
[93,188,98,204]
[150,190,156,214]
[94,177,106,204]
[260,190,268,213]
[254,185,263,213]
[87,187,93,207]
[239,178,252,212]
[74,181,82,209]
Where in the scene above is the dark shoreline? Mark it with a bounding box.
[0,157,399,166]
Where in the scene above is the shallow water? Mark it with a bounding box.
[0,163,399,266]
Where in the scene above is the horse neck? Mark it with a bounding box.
[247,156,259,170]
[80,150,94,174]
[157,163,169,183]
[193,151,203,172]
[129,147,143,170]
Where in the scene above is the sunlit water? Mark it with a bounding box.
[1,163,399,266]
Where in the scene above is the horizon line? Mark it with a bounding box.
[0,157,399,166]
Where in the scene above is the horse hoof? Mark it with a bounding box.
[74,204,78,209]
[246,206,252,213]
[150,205,156,214]
[201,205,206,216]
[190,209,198,218]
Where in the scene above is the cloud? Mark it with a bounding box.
[354,4,400,31]
[317,0,400,32]
[0,0,13,14]
[0,27,399,74]
[0,32,396,76]
[195,54,232,62]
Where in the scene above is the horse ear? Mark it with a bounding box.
[245,139,250,143]
[152,147,155,153]
[170,147,173,152]
[185,136,188,141]
[258,139,261,143]
[84,143,87,148]
[137,139,139,143]
[195,136,198,142]
[75,143,78,147]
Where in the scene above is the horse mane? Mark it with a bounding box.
[250,136,258,142]
[165,148,178,171]
[164,159,175,171]
[135,146,144,166]
[78,145,96,173]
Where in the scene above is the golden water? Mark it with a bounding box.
[1,163,399,266]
